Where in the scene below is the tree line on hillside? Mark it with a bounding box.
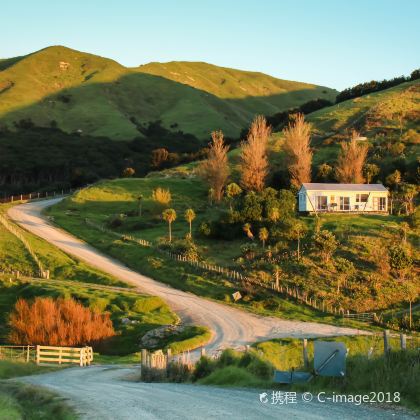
[0,121,208,195]
[335,68,420,103]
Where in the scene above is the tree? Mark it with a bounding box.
[243,223,254,240]
[268,207,280,223]
[401,281,419,330]
[184,208,196,239]
[317,163,333,182]
[363,163,380,184]
[334,257,355,294]
[288,221,308,261]
[239,115,271,191]
[9,297,115,346]
[385,170,402,214]
[199,130,230,202]
[335,131,368,183]
[162,209,177,242]
[313,229,338,263]
[122,167,135,177]
[151,148,169,168]
[258,227,269,249]
[137,194,143,217]
[152,187,171,207]
[225,183,242,210]
[283,113,312,188]
[399,222,409,244]
[389,245,412,280]
[399,184,418,215]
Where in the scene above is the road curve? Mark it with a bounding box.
[20,366,415,420]
[9,199,364,353]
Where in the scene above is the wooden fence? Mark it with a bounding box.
[84,217,379,321]
[0,345,34,362]
[36,345,93,366]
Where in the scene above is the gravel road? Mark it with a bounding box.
[20,366,415,420]
[8,198,365,353]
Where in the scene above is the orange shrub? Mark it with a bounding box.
[8,297,115,346]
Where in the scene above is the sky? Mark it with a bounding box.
[2,0,419,90]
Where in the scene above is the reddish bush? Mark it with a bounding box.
[8,297,115,346]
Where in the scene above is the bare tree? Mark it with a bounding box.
[283,113,312,188]
[199,131,230,202]
[240,115,271,192]
[335,131,368,183]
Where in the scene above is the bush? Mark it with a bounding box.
[199,222,211,237]
[152,187,171,206]
[217,349,241,368]
[107,213,125,228]
[193,356,216,381]
[8,297,115,346]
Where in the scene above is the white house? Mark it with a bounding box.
[298,183,389,213]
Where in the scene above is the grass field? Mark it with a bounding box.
[47,179,385,329]
[0,361,76,419]
[0,46,336,140]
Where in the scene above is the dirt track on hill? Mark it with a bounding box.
[9,199,365,354]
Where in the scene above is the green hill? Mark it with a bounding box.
[0,46,337,140]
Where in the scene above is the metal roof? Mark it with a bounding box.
[300,183,388,192]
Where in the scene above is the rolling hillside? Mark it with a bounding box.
[0,46,337,140]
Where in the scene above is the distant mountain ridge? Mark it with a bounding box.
[0,46,337,140]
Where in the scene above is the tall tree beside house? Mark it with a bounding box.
[363,163,380,184]
[239,115,271,192]
[199,131,230,202]
[162,208,177,242]
[335,131,368,183]
[283,113,313,188]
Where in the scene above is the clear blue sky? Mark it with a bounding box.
[2,0,419,90]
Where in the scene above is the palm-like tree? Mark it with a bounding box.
[268,207,280,223]
[243,223,254,240]
[259,227,269,249]
[184,208,196,239]
[162,209,177,242]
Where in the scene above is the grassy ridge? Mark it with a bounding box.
[0,46,336,139]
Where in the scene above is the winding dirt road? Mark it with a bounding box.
[20,366,415,420]
[9,198,364,353]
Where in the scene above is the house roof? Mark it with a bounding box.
[300,183,388,192]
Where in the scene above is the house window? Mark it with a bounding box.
[316,196,327,210]
[379,197,386,211]
[340,197,350,210]
[356,194,369,203]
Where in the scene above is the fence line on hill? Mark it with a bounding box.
[0,213,48,278]
[83,217,370,320]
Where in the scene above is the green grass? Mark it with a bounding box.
[47,177,411,327]
[0,361,76,419]
[0,203,126,287]
[0,381,76,420]
[164,326,212,354]
[0,45,336,140]
[199,366,268,387]
[0,360,59,380]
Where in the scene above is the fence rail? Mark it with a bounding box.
[0,345,35,362]
[83,217,379,321]
[36,345,93,366]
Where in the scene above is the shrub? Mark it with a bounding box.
[167,361,193,382]
[8,297,115,346]
[199,222,211,237]
[152,187,172,206]
[217,349,241,368]
[107,213,125,228]
[192,356,216,381]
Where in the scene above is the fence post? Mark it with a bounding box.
[200,347,206,357]
[383,330,391,355]
[400,334,406,350]
[26,345,30,363]
[302,338,309,368]
[36,345,40,365]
